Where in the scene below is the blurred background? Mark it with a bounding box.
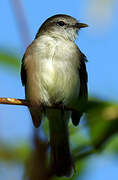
[0,0,118,179]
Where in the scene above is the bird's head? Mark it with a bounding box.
[36,14,88,41]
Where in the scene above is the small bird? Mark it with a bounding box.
[21,14,88,177]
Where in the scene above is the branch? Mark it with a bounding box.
[75,130,112,162]
[0,97,29,106]
[76,148,95,161]
[0,97,74,111]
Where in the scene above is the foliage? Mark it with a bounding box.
[0,50,20,69]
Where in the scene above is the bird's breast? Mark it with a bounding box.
[25,35,80,106]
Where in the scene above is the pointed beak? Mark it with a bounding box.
[75,23,88,29]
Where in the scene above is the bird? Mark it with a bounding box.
[21,14,88,177]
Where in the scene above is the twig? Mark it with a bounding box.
[0,97,74,111]
[75,133,111,162]
[76,149,95,161]
[0,97,29,106]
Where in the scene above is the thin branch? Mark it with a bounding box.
[75,131,112,162]
[76,149,95,161]
[0,97,29,106]
[0,97,74,111]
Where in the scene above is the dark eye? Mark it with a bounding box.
[56,21,65,26]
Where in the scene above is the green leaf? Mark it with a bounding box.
[87,99,118,148]
[0,142,31,162]
[0,50,20,70]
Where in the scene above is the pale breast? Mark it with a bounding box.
[25,35,80,106]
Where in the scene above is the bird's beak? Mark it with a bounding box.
[75,23,88,29]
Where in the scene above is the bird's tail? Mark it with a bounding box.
[29,106,43,128]
[47,109,74,177]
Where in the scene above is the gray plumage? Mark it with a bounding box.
[21,14,88,177]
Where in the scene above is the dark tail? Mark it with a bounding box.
[48,109,74,177]
[29,106,43,128]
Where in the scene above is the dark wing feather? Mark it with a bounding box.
[72,51,88,126]
[21,54,27,86]
[21,53,42,128]
[78,51,88,106]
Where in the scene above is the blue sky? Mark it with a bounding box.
[1,0,118,101]
[0,0,118,179]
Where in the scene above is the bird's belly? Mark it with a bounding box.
[27,59,80,106]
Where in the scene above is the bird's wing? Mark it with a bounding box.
[21,54,27,86]
[21,50,43,128]
[71,51,88,126]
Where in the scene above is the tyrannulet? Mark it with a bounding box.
[21,14,88,177]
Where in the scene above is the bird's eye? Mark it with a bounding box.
[56,21,65,26]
